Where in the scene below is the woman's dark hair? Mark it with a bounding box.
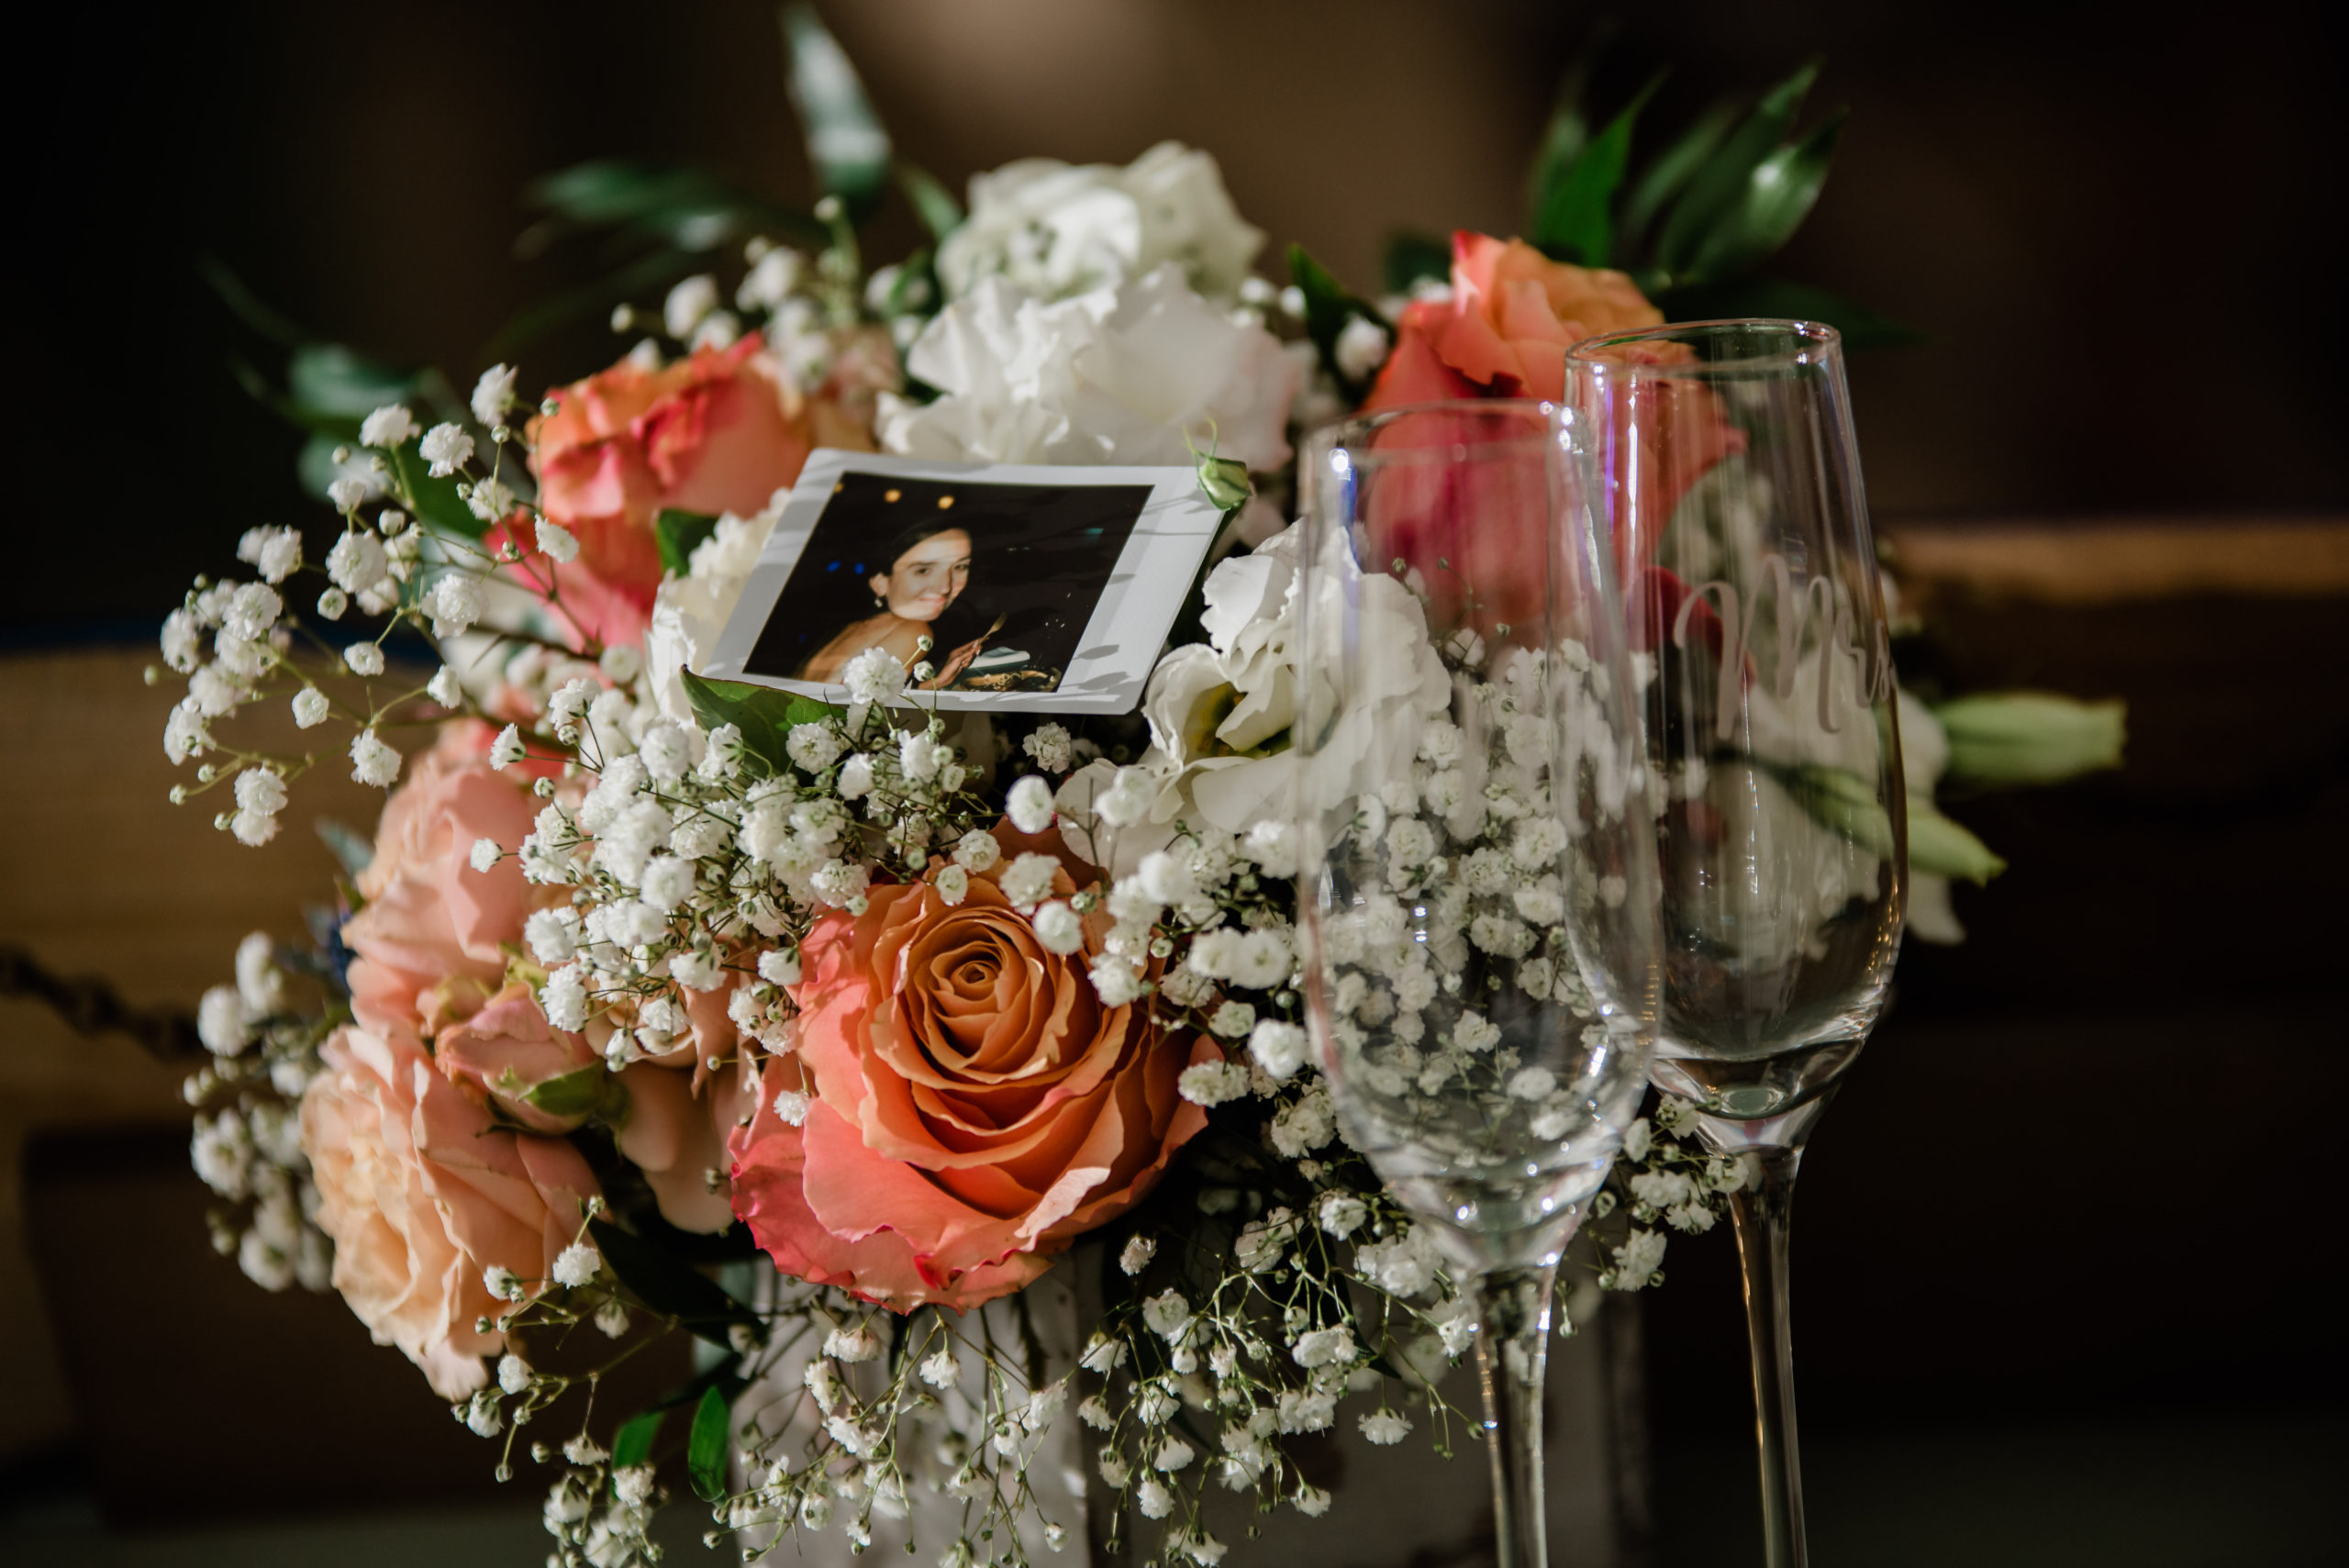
[874,520,973,579]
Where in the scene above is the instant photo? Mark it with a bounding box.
[702,450,1229,714]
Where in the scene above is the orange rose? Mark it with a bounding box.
[526,333,890,645]
[729,829,1216,1311]
[300,1024,601,1397]
[1364,232,1662,408]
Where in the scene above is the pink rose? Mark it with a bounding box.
[729,835,1216,1310]
[433,982,601,1134]
[342,738,548,1040]
[300,1024,601,1397]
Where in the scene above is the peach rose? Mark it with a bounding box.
[300,1023,601,1397]
[729,833,1216,1310]
[342,737,549,1040]
[526,333,889,646]
[617,1058,756,1235]
[434,982,602,1134]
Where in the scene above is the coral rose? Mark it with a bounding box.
[342,737,548,1040]
[300,1024,601,1397]
[729,832,1217,1310]
[1351,231,1743,634]
[1364,232,1662,409]
[527,333,884,646]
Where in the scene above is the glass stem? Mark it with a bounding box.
[1728,1146,1808,1568]
[1468,1260,1562,1568]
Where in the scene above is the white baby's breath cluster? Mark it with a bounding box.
[515,647,992,1079]
[184,931,334,1295]
[1075,1185,1482,1560]
[154,364,592,839]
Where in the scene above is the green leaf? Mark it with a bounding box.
[1653,61,1818,284]
[1679,109,1846,285]
[521,1064,627,1121]
[1382,231,1451,295]
[610,1409,663,1471]
[1932,693,2127,787]
[1287,243,1392,401]
[1654,277,1920,350]
[677,669,797,776]
[1531,72,1665,268]
[1622,101,1736,255]
[387,440,490,540]
[312,817,375,880]
[198,255,310,348]
[481,248,705,362]
[895,161,963,243]
[587,1218,760,1347]
[1521,27,1611,226]
[686,1386,731,1502]
[656,509,721,579]
[782,2,891,207]
[522,160,817,251]
[1906,797,2007,884]
[287,343,416,422]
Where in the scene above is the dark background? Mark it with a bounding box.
[6,2,2344,1563]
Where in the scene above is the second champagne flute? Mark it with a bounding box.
[1569,320,1906,1568]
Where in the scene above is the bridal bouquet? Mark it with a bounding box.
[164,15,2121,1566]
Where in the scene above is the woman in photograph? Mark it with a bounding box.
[796,521,990,689]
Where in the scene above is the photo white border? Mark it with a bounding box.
[699,449,1226,714]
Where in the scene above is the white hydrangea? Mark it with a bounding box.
[879,268,1296,473]
[938,143,1263,303]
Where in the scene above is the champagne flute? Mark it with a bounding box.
[1293,400,1661,1568]
[1568,321,1905,1568]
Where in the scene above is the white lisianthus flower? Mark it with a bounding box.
[878,266,1297,473]
[1114,521,1451,857]
[938,142,1264,304]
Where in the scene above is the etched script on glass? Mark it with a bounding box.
[1641,543,1904,1120]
